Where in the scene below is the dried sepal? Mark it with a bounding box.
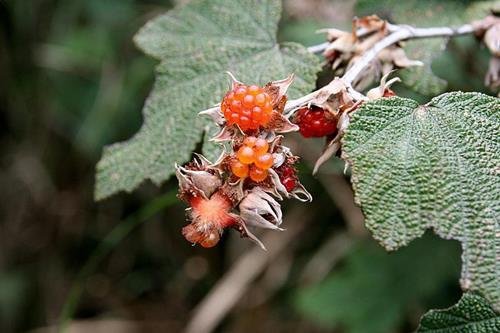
[265,111,300,133]
[484,24,500,56]
[239,187,283,230]
[367,71,401,100]
[199,106,225,125]
[323,15,422,89]
[263,74,295,106]
[235,220,267,250]
[485,57,500,90]
[175,161,222,200]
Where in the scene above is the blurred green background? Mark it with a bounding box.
[0,0,493,332]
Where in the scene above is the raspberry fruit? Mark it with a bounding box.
[243,136,269,154]
[221,84,273,130]
[281,177,296,192]
[254,153,274,170]
[236,146,255,164]
[249,165,268,182]
[230,159,249,178]
[231,136,273,182]
[278,165,297,192]
[296,106,337,138]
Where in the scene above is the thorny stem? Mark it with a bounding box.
[341,23,475,84]
[285,22,477,115]
[200,21,479,118]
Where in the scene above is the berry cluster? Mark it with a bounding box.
[296,106,337,138]
[177,75,311,249]
[231,136,274,182]
[221,84,273,131]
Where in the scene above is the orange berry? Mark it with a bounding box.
[255,93,267,106]
[254,153,274,170]
[243,136,257,147]
[249,166,268,182]
[254,138,269,154]
[221,84,273,130]
[231,159,249,178]
[242,94,254,108]
[248,85,260,95]
[235,86,247,99]
[237,146,255,164]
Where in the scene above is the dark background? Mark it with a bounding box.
[0,0,493,332]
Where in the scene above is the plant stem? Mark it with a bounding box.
[341,23,475,84]
[199,21,479,118]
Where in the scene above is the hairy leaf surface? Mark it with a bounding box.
[418,293,500,332]
[95,0,320,200]
[342,92,500,309]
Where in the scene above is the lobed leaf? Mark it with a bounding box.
[417,293,500,332]
[342,92,500,309]
[94,0,320,200]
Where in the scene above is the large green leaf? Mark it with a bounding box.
[342,92,500,309]
[417,293,500,332]
[295,235,461,333]
[94,0,320,200]
[356,0,497,96]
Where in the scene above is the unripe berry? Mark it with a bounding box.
[253,138,269,155]
[296,106,337,138]
[243,136,257,147]
[237,146,255,164]
[231,159,249,178]
[243,136,269,154]
[221,84,273,130]
[254,153,274,170]
[249,166,268,182]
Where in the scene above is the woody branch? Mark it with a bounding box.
[199,20,485,117]
[285,22,479,114]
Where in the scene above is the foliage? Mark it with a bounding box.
[295,235,461,333]
[2,0,498,332]
[94,0,321,200]
[342,92,500,309]
[417,293,500,332]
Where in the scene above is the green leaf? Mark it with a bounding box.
[295,235,461,333]
[94,0,321,200]
[342,92,500,310]
[355,0,493,95]
[417,293,500,332]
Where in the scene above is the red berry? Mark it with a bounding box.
[296,106,337,138]
[278,165,297,192]
[281,177,296,192]
[280,165,295,178]
[221,84,273,130]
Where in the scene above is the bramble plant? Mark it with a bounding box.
[94,0,499,331]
